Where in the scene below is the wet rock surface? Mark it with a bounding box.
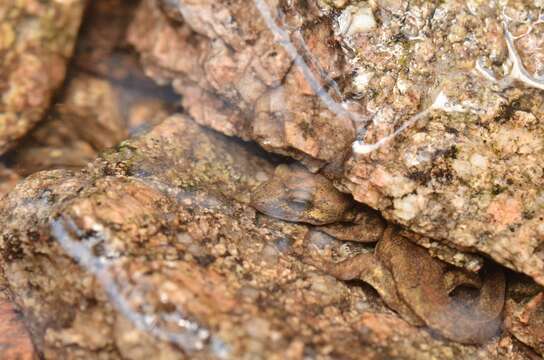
[127,0,356,169]
[5,75,128,176]
[128,0,544,287]
[0,0,86,155]
[0,114,540,359]
[1,0,544,358]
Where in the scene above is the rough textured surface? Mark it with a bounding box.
[73,0,141,81]
[128,0,356,170]
[1,115,539,359]
[0,0,86,154]
[0,1,176,355]
[1,0,543,357]
[337,1,544,286]
[128,0,544,286]
[72,0,178,134]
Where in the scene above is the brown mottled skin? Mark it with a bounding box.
[251,164,385,242]
[319,251,424,327]
[376,228,505,344]
[251,164,355,225]
[316,227,505,344]
[505,291,544,355]
[252,165,506,344]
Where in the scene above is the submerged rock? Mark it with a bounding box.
[4,0,177,177]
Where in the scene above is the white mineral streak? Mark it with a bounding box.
[352,90,476,155]
[292,30,344,98]
[253,0,442,156]
[502,22,544,90]
[255,0,543,157]
[50,217,213,353]
[475,14,544,91]
[432,91,470,113]
[253,0,366,124]
[435,91,486,115]
[475,59,501,83]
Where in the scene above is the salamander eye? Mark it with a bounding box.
[286,189,313,212]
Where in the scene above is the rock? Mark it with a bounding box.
[5,71,173,176]
[128,0,544,286]
[5,0,176,176]
[0,0,86,154]
[0,259,35,360]
[127,0,355,170]
[71,0,179,135]
[0,165,19,200]
[6,75,127,176]
[0,2,177,355]
[1,115,537,359]
[0,293,36,360]
[1,0,543,357]
[344,87,544,286]
[73,0,141,81]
